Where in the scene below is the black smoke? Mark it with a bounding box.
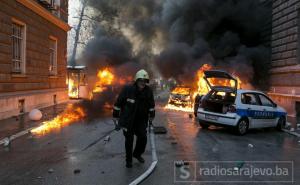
[81,0,271,92]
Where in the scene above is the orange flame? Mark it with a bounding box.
[165,64,243,112]
[31,104,85,135]
[165,87,193,112]
[93,68,114,93]
[68,78,78,98]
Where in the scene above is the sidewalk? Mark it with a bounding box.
[283,122,300,137]
[0,103,68,140]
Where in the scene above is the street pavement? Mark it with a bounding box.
[0,104,299,185]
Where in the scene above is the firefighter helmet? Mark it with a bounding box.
[135,69,149,82]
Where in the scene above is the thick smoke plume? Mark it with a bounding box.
[81,0,271,94]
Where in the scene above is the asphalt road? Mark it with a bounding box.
[0,106,299,185]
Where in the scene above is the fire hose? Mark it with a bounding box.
[128,120,158,185]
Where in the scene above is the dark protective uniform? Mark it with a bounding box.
[113,83,155,163]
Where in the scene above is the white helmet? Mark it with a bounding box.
[135,69,149,82]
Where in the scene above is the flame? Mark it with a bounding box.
[164,104,193,112]
[68,78,78,98]
[165,87,193,112]
[194,64,213,97]
[31,104,85,135]
[165,64,243,112]
[171,87,191,95]
[193,64,242,97]
[93,68,114,93]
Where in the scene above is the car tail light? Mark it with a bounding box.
[228,105,236,113]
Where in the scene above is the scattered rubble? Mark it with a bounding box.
[171,141,178,145]
[74,169,81,174]
[212,147,218,152]
[104,136,110,142]
[3,137,10,147]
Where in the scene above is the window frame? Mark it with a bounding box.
[241,93,260,105]
[11,18,26,74]
[256,93,276,107]
[49,36,58,76]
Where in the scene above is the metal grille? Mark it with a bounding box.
[12,23,23,73]
[49,39,57,75]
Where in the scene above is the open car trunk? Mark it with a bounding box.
[202,90,236,114]
[201,70,238,114]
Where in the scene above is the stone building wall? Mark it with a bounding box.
[0,0,69,120]
[269,0,300,126]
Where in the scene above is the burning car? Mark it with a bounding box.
[168,87,193,108]
[197,70,287,135]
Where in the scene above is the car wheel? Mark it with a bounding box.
[235,118,249,135]
[199,121,209,129]
[276,117,286,131]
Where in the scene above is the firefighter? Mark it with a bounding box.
[113,69,155,168]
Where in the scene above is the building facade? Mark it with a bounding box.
[0,0,70,120]
[269,0,300,126]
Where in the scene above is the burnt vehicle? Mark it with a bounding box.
[168,87,192,108]
[194,94,203,116]
[197,70,287,135]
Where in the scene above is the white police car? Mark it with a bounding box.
[197,70,287,135]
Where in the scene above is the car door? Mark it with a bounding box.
[256,93,277,127]
[240,93,264,128]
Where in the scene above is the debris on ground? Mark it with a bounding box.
[104,135,110,142]
[3,137,10,147]
[212,147,218,152]
[48,168,54,173]
[153,126,167,134]
[74,169,81,174]
[171,141,178,145]
[37,176,43,179]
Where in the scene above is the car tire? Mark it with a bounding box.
[235,118,249,135]
[199,121,209,129]
[276,117,286,131]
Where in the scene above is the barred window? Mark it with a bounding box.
[49,38,57,75]
[12,22,26,73]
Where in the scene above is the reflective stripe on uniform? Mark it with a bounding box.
[113,106,121,111]
[149,108,155,111]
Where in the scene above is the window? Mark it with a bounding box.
[49,37,57,75]
[258,94,274,107]
[241,93,259,105]
[12,20,26,73]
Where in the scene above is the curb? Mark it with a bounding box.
[282,129,300,138]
